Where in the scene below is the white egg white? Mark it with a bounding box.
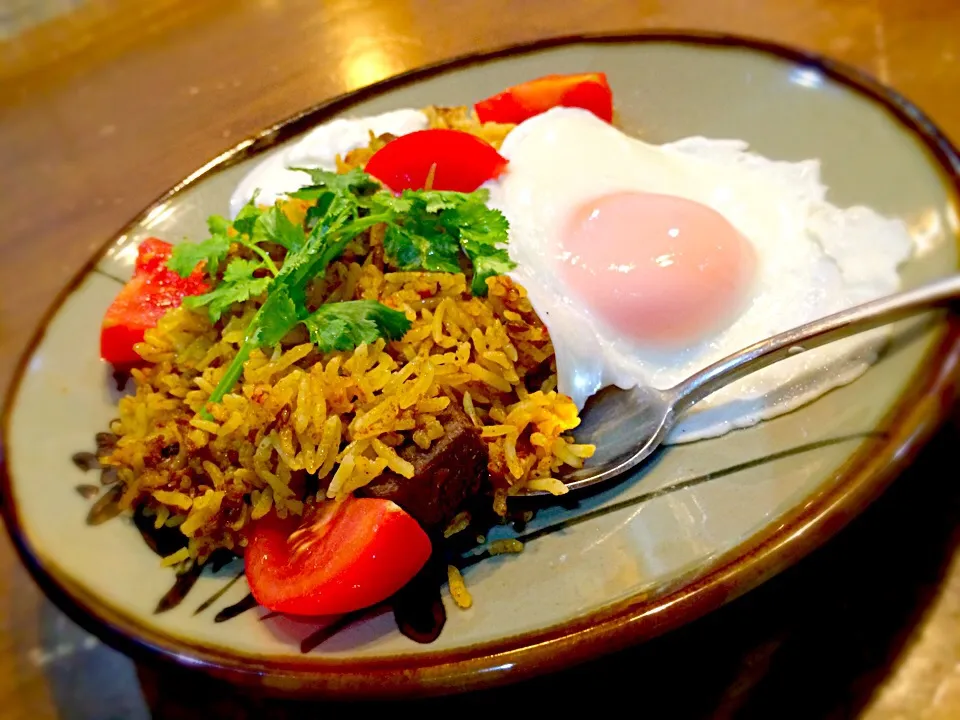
[485,107,915,443]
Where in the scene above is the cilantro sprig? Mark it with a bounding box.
[293,169,514,294]
[303,300,414,352]
[167,167,513,416]
[383,189,514,295]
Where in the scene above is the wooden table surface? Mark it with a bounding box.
[3,1,960,717]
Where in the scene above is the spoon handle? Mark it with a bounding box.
[669,273,960,413]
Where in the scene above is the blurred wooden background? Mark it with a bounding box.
[2,1,960,718]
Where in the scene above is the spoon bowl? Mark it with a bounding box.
[559,385,676,491]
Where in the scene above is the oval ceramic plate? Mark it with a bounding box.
[3,32,960,699]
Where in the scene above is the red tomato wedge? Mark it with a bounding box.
[474,72,614,125]
[245,497,432,616]
[364,128,508,193]
[134,236,179,276]
[100,238,208,368]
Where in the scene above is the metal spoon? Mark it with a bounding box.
[537,273,960,496]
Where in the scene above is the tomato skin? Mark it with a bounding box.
[100,291,153,367]
[100,238,208,368]
[245,497,432,616]
[474,72,614,125]
[364,128,508,193]
[134,237,178,276]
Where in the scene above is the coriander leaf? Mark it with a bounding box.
[254,285,303,347]
[376,189,513,285]
[379,190,468,273]
[217,201,282,276]
[383,224,423,269]
[207,215,230,235]
[304,194,335,234]
[183,258,271,322]
[383,222,461,273]
[464,187,491,205]
[436,189,507,242]
[287,186,328,201]
[290,167,380,196]
[232,196,263,237]
[362,190,411,215]
[461,242,515,295]
[414,189,472,214]
[222,257,268,285]
[253,204,305,252]
[301,300,411,352]
[170,190,285,282]
[436,191,514,295]
[297,169,384,234]
[167,234,231,278]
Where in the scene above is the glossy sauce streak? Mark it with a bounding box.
[133,505,188,558]
[391,557,448,644]
[300,613,365,654]
[155,564,203,614]
[394,592,446,644]
[112,369,131,392]
[193,570,245,615]
[215,593,258,623]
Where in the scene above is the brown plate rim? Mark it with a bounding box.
[2,29,960,700]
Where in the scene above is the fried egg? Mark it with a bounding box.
[486,107,915,442]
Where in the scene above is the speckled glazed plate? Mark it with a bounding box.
[3,32,960,699]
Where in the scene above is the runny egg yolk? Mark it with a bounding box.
[559,191,758,346]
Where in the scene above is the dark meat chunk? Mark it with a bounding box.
[523,357,554,394]
[357,403,488,529]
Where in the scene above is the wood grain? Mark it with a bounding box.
[2,1,960,717]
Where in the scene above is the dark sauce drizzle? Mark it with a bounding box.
[111,369,132,393]
[130,506,241,616]
[133,505,189,557]
[214,594,258,623]
[194,571,245,615]
[300,612,369,654]
[74,431,886,649]
[391,554,449,644]
[156,564,203,614]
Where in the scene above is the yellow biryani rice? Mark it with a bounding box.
[98,106,594,568]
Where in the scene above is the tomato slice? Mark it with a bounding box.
[134,236,179,276]
[100,238,208,368]
[364,128,508,193]
[245,497,432,616]
[474,72,614,125]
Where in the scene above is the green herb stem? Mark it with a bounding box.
[237,239,280,277]
[201,336,256,420]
